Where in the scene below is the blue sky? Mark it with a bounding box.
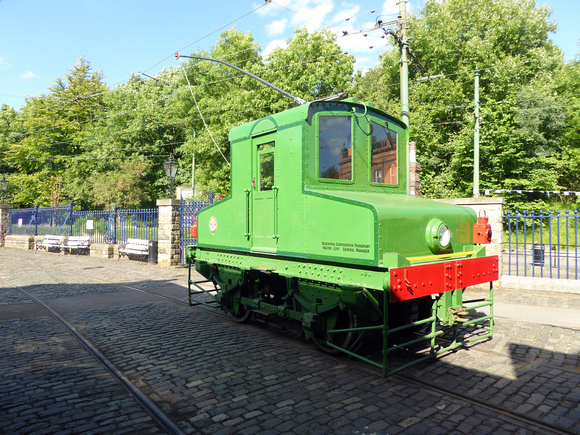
[1,0,578,110]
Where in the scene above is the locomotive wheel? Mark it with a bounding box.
[228,287,252,323]
[314,308,357,354]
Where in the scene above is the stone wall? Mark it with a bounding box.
[4,235,35,250]
[156,199,180,267]
[90,243,116,259]
[0,204,11,248]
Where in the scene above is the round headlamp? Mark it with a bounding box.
[426,218,451,253]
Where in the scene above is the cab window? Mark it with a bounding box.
[318,116,352,181]
[258,142,275,191]
[371,121,397,185]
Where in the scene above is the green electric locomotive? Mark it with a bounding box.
[187,97,497,375]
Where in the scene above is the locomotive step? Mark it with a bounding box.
[251,308,277,317]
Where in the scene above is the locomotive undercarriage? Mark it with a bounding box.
[188,254,495,376]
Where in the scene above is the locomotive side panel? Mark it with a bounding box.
[299,192,377,264]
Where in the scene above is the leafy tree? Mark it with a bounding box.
[90,160,150,209]
[6,58,109,207]
[355,0,567,209]
[175,29,265,197]
[264,28,355,107]
[553,55,580,206]
[80,68,188,207]
[0,104,20,199]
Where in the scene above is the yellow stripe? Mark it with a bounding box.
[407,251,477,262]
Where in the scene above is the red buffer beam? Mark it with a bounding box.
[389,256,499,302]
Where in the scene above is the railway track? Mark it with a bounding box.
[1,256,577,434]
[0,276,185,435]
[93,272,577,435]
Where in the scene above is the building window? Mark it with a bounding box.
[319,116,352,180]
[371,121,397,185]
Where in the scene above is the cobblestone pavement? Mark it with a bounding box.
[1,248,578,434]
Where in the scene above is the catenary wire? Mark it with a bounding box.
[179,58,230,166]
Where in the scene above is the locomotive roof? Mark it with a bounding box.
[228,97,406,142]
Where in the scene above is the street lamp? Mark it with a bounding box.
[0,174,8,204]
[163,154,178,199]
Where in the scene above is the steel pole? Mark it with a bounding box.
[473,68,480,197]
[399,0,410,195]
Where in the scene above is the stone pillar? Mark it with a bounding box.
[0,203,13,247]
[156,199,180,267]
[409,142,421,197]
[436,197,504,274]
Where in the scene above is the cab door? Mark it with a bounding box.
[251,134,278,253]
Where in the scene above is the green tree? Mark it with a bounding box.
[6,58,109,207]
[355,0,566,208]
[80,68,188,207]
[90,160,150,209]
[176,29,265,197]
[553,56,580,204]
[264,28,355,107]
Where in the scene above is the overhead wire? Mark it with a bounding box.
[4,0,576,155]
[2,49,351,142]
[178,58,230,166]
[140,1,272,77]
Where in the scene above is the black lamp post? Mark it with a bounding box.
[163,155,178,199]
[0,174,8,204]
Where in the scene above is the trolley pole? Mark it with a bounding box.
[473,68,480,197]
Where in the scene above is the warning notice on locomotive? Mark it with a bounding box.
[322,241,370,254]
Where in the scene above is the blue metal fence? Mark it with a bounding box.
[9,203,73,236]
[72,206,158,244]
[504,209,579,280]
[179,192,215,265]
[8,203,158,244]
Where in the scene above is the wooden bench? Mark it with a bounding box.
[118,238,150,263]
[60,236,90,256]
[35,235,63,253]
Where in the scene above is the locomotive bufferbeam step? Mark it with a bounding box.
[187,276,220,308]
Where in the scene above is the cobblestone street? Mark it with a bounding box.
[1,248,578,434]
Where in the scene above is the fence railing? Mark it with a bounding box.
[9,203,73,236]
[504,209,579,280]
[8,203,158,244]
[73,207,158,244]
[179,192,216,265]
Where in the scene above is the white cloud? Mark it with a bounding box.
[328,5,360,28]
[381,0,401,17]
[20,71,37,80]
[262,39,288,60]
[266,18,288,36]
[256,0,398,69]
[291,0,335,32]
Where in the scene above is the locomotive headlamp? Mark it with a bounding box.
[439,224,451,247]
[426,218,451,253]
